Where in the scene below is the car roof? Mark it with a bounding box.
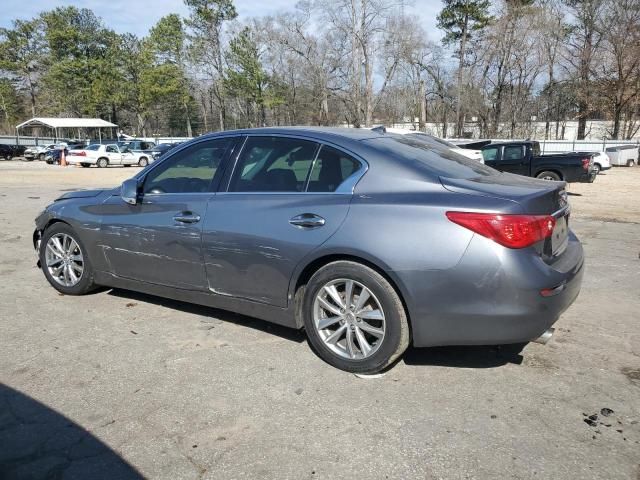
[201,126,385,143]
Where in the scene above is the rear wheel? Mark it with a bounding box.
[38,153,45,161]
[536,171,561,181]
[627,159,636,167]
[303,261,410,373]
[138,157,148,167]
[3,153,11,160]
[39,223,96,295]
[97,157,108,168]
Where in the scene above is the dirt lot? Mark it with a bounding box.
[1,160,639,480]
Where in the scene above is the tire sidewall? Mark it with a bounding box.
[537,171,560,181]
[138,157,148,167]
[39,223,95,295]
[303,261,405,373]
[98,158,108,168]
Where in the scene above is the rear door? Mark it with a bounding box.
[202,136,361,307]
[490,145,530,176]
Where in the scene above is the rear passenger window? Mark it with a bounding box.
[229,137,318,192]
[307,146,360,192]
[503,145,524,160]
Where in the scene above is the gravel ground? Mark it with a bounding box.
[1,160,639,480]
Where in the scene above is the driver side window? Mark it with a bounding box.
[143,138,232,194]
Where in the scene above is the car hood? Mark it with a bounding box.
[55,189,106,201]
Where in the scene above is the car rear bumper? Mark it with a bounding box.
[400,232,584,347]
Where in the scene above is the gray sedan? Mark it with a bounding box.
[33,127,584,373]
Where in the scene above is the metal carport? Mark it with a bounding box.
[15,117,118,143]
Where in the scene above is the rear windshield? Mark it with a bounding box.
[86,144,100,151]
[365,135,496,179]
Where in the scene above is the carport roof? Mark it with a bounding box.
[16,117,118,129]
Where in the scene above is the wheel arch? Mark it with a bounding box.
[291,252,413,340]
[535,169,563,180]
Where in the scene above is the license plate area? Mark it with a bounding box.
[550,213,569,256]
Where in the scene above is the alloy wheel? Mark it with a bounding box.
[45,233,84,287]
[313,279,386,360]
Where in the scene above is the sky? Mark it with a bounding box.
[1,0,442,41]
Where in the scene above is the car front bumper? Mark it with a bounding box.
[401,231,584,348]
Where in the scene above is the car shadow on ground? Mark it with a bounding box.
[106,288,306,344]
[0,383,143,480]
[402,343,526,369]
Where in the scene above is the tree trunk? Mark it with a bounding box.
[419,79,426,132]
[455,14,469,138]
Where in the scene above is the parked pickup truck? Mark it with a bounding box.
[66,143,150,168]
[480,141,596,183]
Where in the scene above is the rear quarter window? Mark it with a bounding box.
[366,136,496,179]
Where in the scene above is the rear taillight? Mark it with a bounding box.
[71,151,86,156]
[446,212,556,249]
[581,157,591,170]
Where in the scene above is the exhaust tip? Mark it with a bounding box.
[533,328,555,345]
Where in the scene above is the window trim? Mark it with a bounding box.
[139,136,240,196]
[219,133,368,195]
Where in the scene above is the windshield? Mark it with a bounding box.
[365,135,496,179]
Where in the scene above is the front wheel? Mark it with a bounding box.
[627,159,636,167]
[38,153,45,161]
[39,223,96,295]
[138,157,148,167]
[97,158,108,168]
[536,171,561,181]
[303,261,410,373]
[593,163,601,174]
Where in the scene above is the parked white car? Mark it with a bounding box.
[605,145,638,167]
[379,128,485,162]
[67,144,150,168]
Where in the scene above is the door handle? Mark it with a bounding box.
[173,212,201,224]
[289,213,325,228]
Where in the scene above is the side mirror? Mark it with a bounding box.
[121,178,140,205]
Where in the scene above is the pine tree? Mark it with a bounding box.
[437,0,492,137]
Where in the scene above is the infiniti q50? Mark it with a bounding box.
[34,127,584,373]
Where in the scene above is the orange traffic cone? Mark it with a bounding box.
[60,148,67,167]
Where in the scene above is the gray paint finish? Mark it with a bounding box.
[34,126,584,347]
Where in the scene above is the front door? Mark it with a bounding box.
[99,137,235,290]
[105,145,123,165]
[202,137,361,307]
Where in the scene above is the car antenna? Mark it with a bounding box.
[371,125,386,134]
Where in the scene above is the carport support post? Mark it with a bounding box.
[99,128,102,143]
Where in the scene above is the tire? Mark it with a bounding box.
[80,163,90,168]
[593,163,601,174]
[38,153,45,161]
[39,222,97,296]
[627,159,636,167]
[138,157,148,167]
[3,154,11,160]
[97,157,109,168]
[302,261,410,373]
[536,171,561,181]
